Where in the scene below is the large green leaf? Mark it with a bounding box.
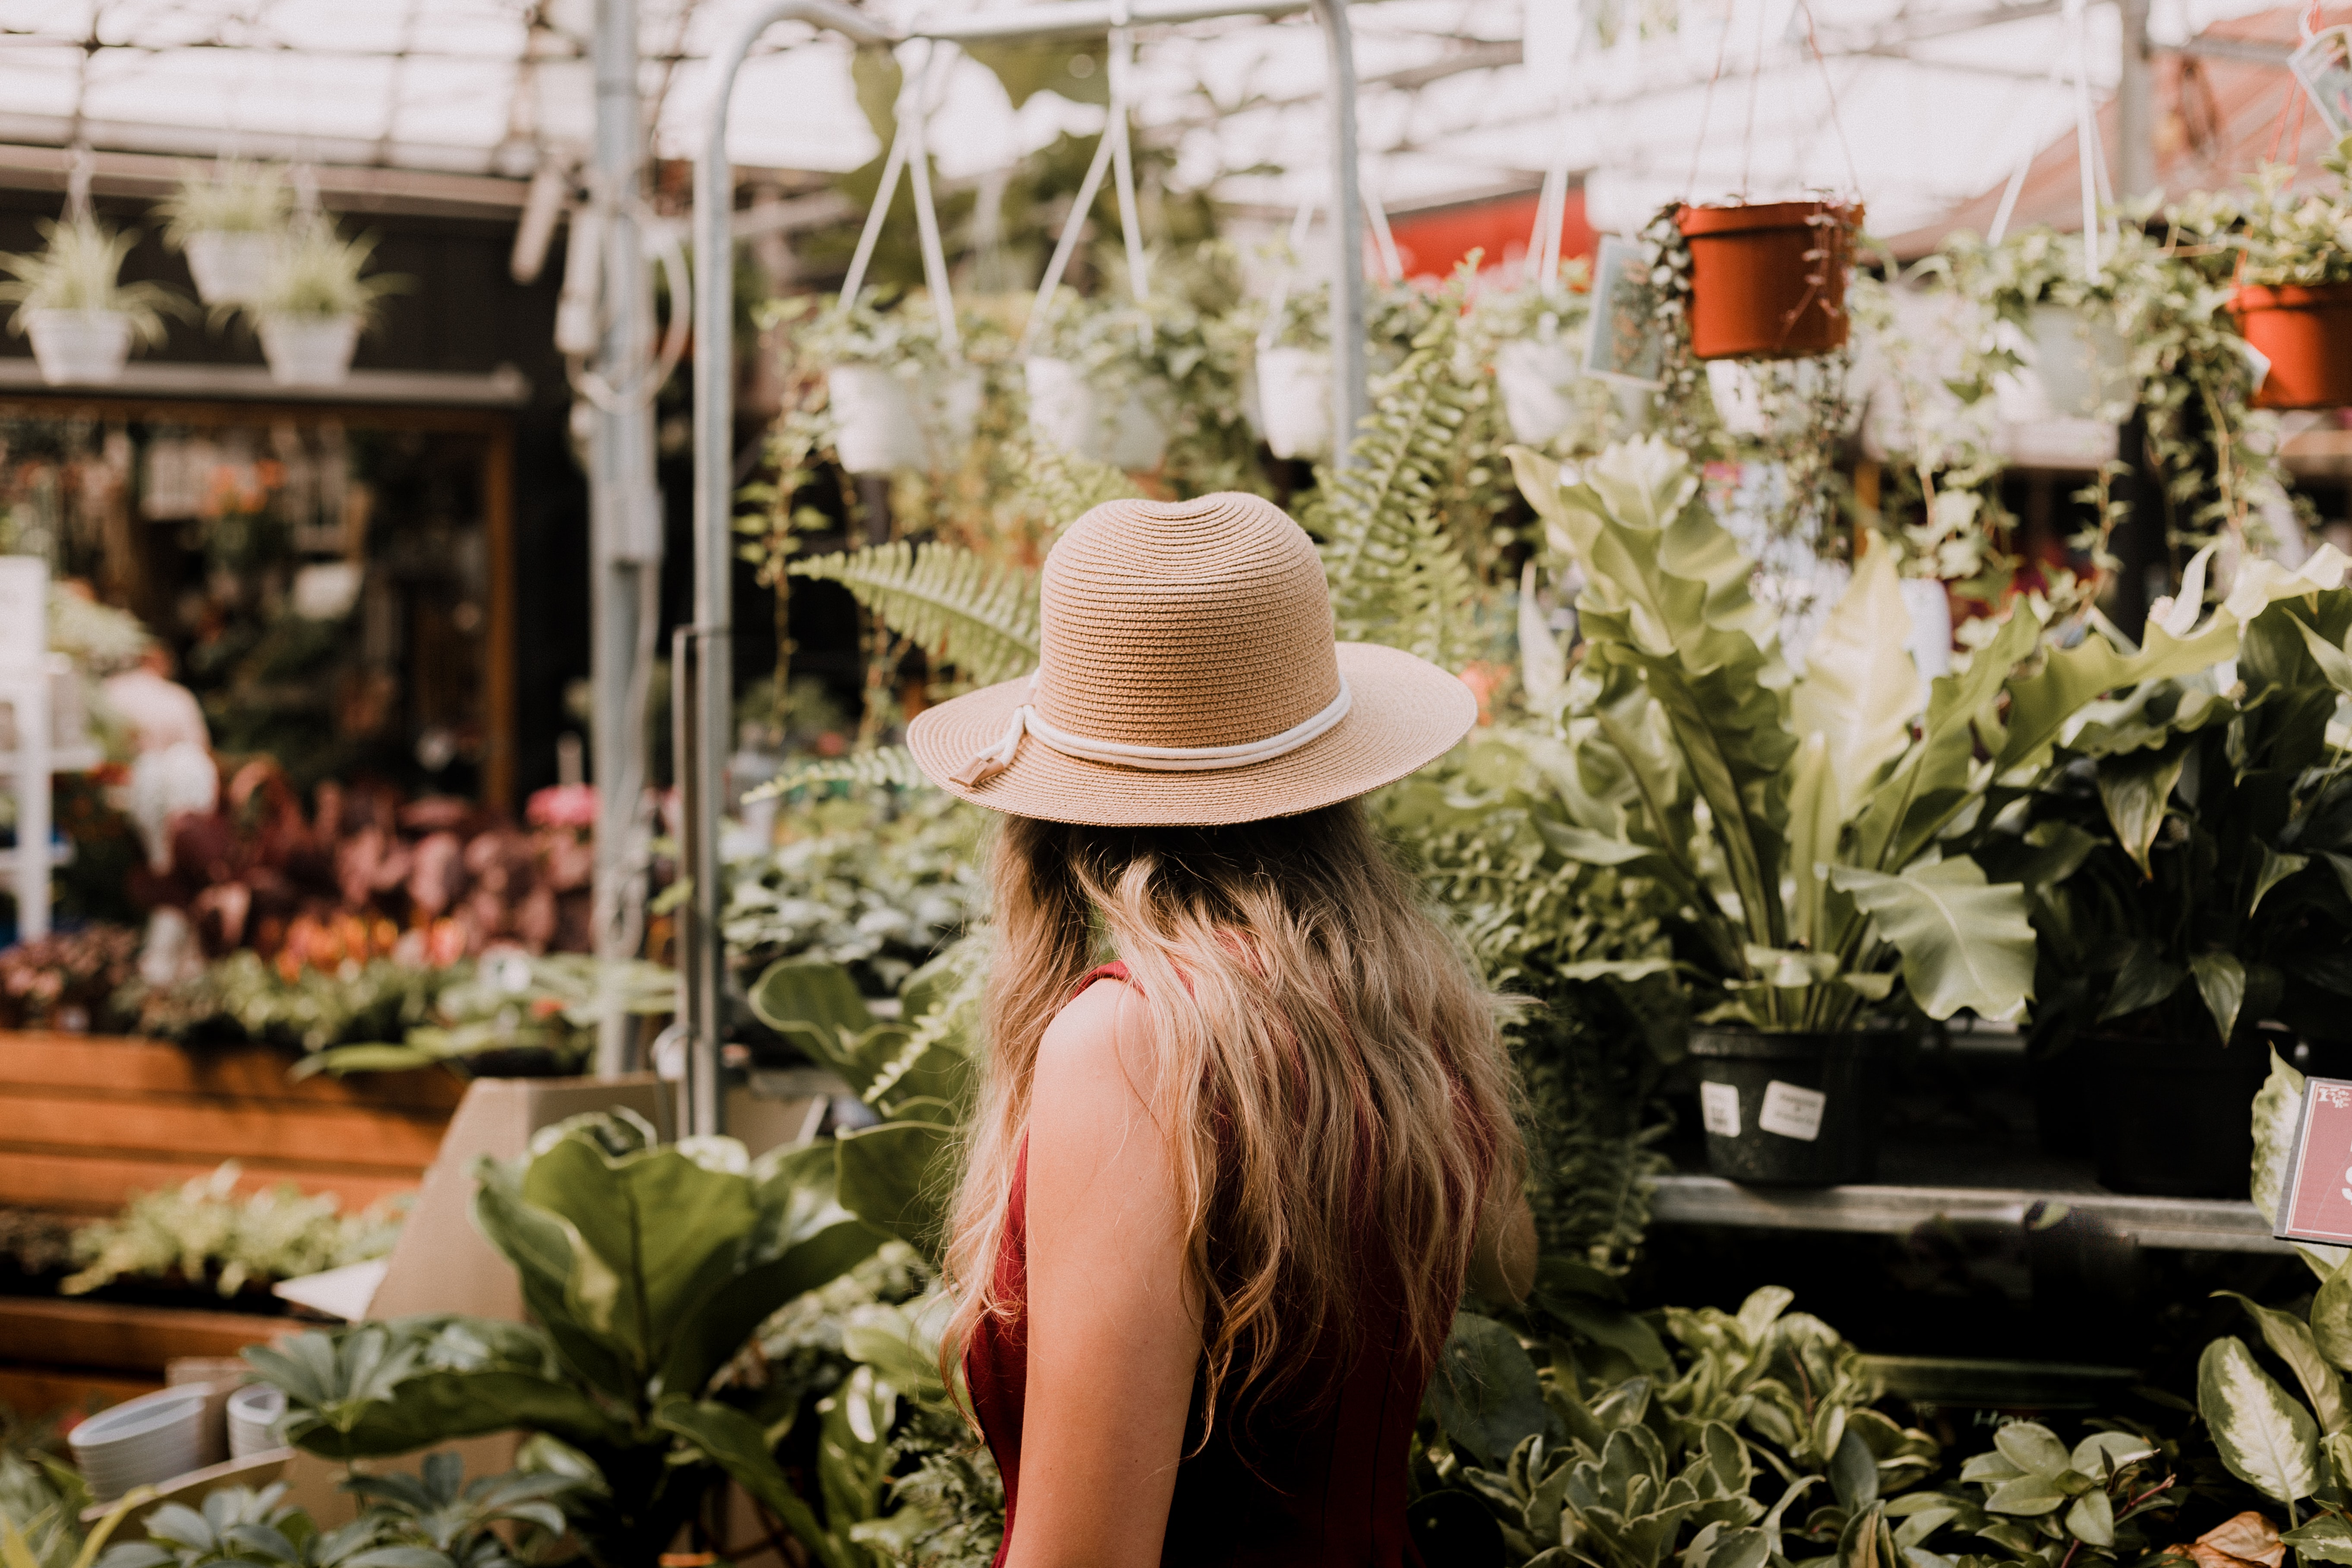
[747,959,886,1092]
[2220,1291,2350,1433]
[1828,858,2036,1020]
[1425,1312,1549,1470]
[2191,950,2249,1048]
[2200,1335,2324,1502]
[835,1120,953,1261]
[1853,607,2040,874]
[1998,615,2242,772]
[520,1137,761,1380]
[1789,547,1920,820]
[2094,748,2188,878]
[2316,1257,2352,1374]
[651,1398,855,1568]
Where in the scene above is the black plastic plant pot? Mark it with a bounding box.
[1687,1029,1895,1186]
[2081,1029,2273,1198]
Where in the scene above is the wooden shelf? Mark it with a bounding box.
[0,359,531,408]
[0,1297,289,1375]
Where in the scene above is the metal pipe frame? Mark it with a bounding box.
[687,0,1367,1135]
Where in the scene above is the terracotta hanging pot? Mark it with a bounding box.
[1676,199,1861,361]
[2234,281,2352,410]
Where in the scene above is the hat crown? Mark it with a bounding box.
[1034,493,1340,750]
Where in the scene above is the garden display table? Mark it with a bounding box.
[0,1031,460,1216]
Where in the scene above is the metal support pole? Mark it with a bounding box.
[590,0,661,1077]
[1311,0,1368,470]
[691,0,890,1135]
[2116,0,2156,201]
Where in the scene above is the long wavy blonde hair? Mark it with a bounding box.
[940,800,1522,1430]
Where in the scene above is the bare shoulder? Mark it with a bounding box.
[1031,978,1152,1119]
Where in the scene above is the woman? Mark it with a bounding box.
[907,492,1535,1567]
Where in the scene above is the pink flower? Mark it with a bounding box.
[527,783,599,830]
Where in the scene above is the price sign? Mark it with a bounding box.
[2276,1078,2352,1246]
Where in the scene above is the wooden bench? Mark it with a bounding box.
[0,1032,461,1217]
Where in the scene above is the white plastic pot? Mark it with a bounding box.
[1495,338,1582,444]
[1024,356,1170,470]
[2026,303,2135,418]
[226,1384,287,1459]
[67,1385,208,1499]
[259,315,360,386]
[927,364,984,465]
[826,364,927,475]
[25,309,132,385]
[1254,345,1331,461]
[184,230,278,306]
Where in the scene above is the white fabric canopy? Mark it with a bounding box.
[0,0,2302,239]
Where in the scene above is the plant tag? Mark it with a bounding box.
[2276,1077,2352,1245]
[1757,1080,1826,1142]
[1582,234,1666,389]
[1700,1081,1742,1137]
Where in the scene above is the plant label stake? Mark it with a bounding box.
[2276,1077,2352,1246]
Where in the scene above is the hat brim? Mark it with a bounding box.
[905,642,1478,827]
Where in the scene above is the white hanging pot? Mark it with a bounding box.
[1495,337,1582,444]
[1024,356,1170,470]
[2024,303,2136,419]
[184,230,279,306]
[926,363,984,467]
[25,309,132,385]
[1899,576,1954,695]
[827,363,927,475]
[260,315,361,386]
[1254,345,1331,461]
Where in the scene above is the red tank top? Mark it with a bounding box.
[962,962,1434,1567]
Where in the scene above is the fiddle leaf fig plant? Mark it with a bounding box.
[1510,437,2245,1033]
[246,1112,886,1568]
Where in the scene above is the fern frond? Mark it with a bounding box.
[1020,436,1143,531]
[749,745,932,800]
[790,542,1041,687]
[1317,309,1483,671]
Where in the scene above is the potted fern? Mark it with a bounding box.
[0,218,182,385]
[249,220,400,386]
[158,161,291,307]
[2176,136,2352,410]
[1509,436,2245,1186]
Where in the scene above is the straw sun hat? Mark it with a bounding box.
[905,492,1476,827]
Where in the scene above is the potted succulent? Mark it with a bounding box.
[249,219,401,386]
[1995,553,2352,1195]
[158,161,291,307]
[1673,198,1862,360]
[0,218,183,384]
[2177,136,2352,410]
[782,291,980,476]
[1510,436,2246,1186]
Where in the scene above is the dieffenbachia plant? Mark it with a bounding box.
[1508,437,2243,1032]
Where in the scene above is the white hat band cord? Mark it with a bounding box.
[949,678,1353,787]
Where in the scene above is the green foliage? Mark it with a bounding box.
[723,789,984,996]
[0,220,184,344]
[789,543,1040,690]
[62,1160,400,1300]
[1997,581,2352,1051]
[158,161,292,243]
[128,952,445,1056]
[246,1113,885,1568]
[301,955,677,1080]
[94,1465,571,1568]
[253,221,403,324]
[1883,1420,2181,1568]
[2172,137,2352,290]
[1316,275,1485,672]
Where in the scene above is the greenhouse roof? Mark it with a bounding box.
[0,0,2317,240]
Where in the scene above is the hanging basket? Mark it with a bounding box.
[2023,303,2136,417]
[927,364,985,464]
[1254,345,1331,461]
[1024,356,1170,471]
[827,364,928,475]
[24,309,132,385]
[1675,200,1860,362]
[2234,282,2352,410]
[259,315,360,386]
[183,230,279,306]
[1494,338,1582,444]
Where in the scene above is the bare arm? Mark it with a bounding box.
[1468,1186,1538,1304]
[1004,980,1201,1568]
